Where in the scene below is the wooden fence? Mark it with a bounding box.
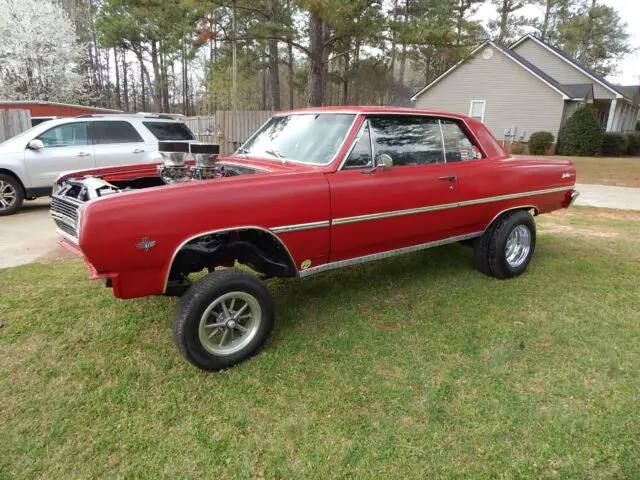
[0,109,31,142]
[183,111,274,154]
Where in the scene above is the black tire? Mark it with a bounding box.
[0,174,24,216]
[172,268,274,371]
[474,210,536,279]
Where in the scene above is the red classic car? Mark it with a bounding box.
[51,107,578,371]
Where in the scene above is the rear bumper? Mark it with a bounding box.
[568,189,580,207]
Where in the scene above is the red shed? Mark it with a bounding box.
[0,101,122,118]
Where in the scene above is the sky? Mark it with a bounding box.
[475,0,640,85]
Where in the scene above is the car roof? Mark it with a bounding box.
[278,106,472,121]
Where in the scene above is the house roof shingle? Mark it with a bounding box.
[490,43,585,99]
[511,34,633,101]
[560,83,594,99]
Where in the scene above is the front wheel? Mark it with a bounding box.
[0,174,24,216]
[474,210,536,279]
[173,268,274,371]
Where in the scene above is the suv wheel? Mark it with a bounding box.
[0,174,24,216]
[173,268,275,371]
[474,210,536,278]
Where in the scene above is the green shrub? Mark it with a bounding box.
[601,133,628,156]
[625,132,640,155]
[557,107,603,156]
[528,131,554,155]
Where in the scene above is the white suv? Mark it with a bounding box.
[0,114,195,215]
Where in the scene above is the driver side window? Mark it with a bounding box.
[37,122,89,148]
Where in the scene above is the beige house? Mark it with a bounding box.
[411,34,640,144]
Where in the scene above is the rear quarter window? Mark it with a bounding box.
[143,122,195,141]
[92,121,143,144]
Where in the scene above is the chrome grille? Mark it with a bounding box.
[51,195,82,242]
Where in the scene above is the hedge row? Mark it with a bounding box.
[527,107,640,156]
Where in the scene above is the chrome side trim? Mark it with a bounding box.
[331,186,570,226]
[56,228,79,246]
[457,186,569,207]
[438,119,447,163]
[271,220,330,234]
[333,202,458,225]
[484,205,537,229]
[299,232,483,278]
[163,225,298,293]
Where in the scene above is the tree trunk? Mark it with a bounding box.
[136,49,146,111]
[262,67,268,110]
[122,49,129,111]
[390,0,399,76]
[540,0,552,41]
[268,38,281,111]
[150,40,162,112]
[113,48,121,110]
[308,11,325,107]
[287,41,294,109]
[353,40,361,105]
[398,0,409,87]
[342,49,350,105]
[498,0,510,44]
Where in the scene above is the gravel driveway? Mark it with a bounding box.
[0,198,74,269]
[1,183,638,270]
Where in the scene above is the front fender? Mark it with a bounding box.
[78,172,331,298]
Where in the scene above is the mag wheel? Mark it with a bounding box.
[0,174,23,216]
[475,210,536,279]
[173,268,274,371]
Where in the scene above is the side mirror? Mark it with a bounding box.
[375,153,393,170]
[27,139,44,150]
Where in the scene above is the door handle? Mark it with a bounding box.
[133,148,145,154]
[438,175,457,182]
[77,152,91,157]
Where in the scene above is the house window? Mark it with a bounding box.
[469,101,486,122]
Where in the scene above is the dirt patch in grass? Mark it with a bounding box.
[538,223,620,238]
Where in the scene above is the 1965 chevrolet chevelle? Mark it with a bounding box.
[51,107,578,371]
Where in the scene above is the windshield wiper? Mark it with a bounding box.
[264,148,285,159]
[264,149,288,164]
[236,147,249,154]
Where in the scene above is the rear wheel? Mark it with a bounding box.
[474,210,536,279]
[0,174,23,216]
[173,268,274,371]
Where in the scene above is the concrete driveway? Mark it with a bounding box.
[574,183,640,211]
[0,198,74,269]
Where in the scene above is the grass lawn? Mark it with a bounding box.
[516,155,640,188]
[1,207,640,478]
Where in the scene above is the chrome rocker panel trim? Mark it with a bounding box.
[299,232,483,278]
[271,220,330,234]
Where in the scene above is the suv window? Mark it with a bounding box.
[143,122,195,141]
[37,122,90,147]
[369,116,444,166]
[92,121,143,144]
[343,122,373,169]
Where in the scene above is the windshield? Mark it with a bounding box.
[237,113,356,164]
